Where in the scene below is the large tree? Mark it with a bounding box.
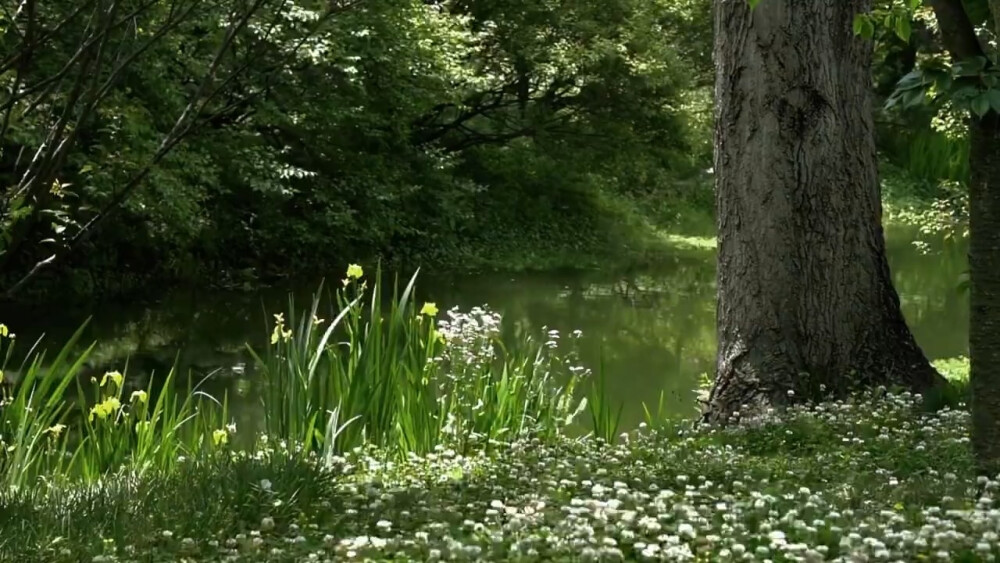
[704,0,944,422]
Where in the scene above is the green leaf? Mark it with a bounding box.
[972,92,991,116]
[747,0,762,8]
[895,70,924,90]
[987,89,1000,114]
[934,72,954,93]
[853,14,875,38]
[895,16,912,42]
[908,0,923,9]
[901,88,925,108]
[863,17,876,39]
[953,86,980,101]
[954,57,987,77]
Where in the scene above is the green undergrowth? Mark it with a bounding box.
[1,391,995,562]
[4,184,719,306]
[373,187,717,275]
[933,356,969,386]
[0,266,601,488]
[880,162,968,241]
[0,267,987,561]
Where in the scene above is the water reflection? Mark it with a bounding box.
[3,225,969,430]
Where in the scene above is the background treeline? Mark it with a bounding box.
[0,0,963,299]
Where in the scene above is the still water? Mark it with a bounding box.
[3,225,969,430]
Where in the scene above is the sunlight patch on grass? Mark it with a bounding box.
[655,231,717,251]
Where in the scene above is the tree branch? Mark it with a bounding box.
[0,0,162,114]
[0,1,95,75]
[3,0,276,298]
[928,0,988,61]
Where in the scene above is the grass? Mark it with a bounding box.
[0,268,989,561]
[1,390,995,561]
[882,128,970,186]
[585,352,623,443]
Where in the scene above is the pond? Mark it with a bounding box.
[2,225,969,431]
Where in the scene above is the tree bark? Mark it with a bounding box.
[705,0,944,422]
[969,114,1000,476]
[930,0,1000,480]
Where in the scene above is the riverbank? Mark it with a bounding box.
[0,266,984,561]
[0,217,970,438]
[2,390,994,562]
[1,162,961,307]
[1,189,715,306]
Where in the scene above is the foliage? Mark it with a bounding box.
[879,128,969,186]
[0,0,303,295]
[0,265,606,492]
[1,391,996,561]
[852,0,924,44]
[932,355,970,385]
[247,265,589,457]
[881,163,969,241]
[861,2,975,235]
[0,0,715,298]
[0,319,226,488]
[884,55,1000,118]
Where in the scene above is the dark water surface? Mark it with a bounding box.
[3,225,969,430]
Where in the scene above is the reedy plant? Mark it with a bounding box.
[0,266,603,486]
[0,321,92,489]
[585,353,624,443]
[0,319,229,486]
[71,366,230,481]
[248,266,440,456]
[249,265,589,459]
[431,312,587,448]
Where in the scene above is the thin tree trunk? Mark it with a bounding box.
[969,114,1000,476]
[929,0,1000,480]
[705,0,944,422]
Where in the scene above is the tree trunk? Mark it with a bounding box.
[969,114,1000,476]
[705,0,944,422]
